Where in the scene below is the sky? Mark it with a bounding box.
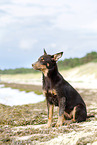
[0,0,97,69]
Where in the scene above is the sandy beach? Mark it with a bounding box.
[0,63,97,144]
[0,86,97,144]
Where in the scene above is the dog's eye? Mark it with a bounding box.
[41,58,44,61]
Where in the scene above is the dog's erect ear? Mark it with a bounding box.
[51,52,63,61]
[44,49,47,55]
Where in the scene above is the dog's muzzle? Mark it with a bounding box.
[32,63,36,69]
[32,61,41,70]
[32,63,34,67]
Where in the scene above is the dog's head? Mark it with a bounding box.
[32,49,63,76]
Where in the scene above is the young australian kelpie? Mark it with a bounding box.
[32,50,87,127]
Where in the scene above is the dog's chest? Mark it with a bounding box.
[43,77,57,96]
[43,89,57,96]
[43,87,59,106]
[42,76,59,106]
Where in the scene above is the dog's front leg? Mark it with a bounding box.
[46,103,54,127]
[56,97,65,127]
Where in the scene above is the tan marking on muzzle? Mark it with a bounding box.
[33,61,48,76]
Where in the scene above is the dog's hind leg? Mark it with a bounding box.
[71,106,77,122]
[69,105,87,123]
[62,108,76,125]
[64,111,71,120]
[75,105,87,122]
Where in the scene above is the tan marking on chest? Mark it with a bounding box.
[43,89,57,96]
[49,89,57,95]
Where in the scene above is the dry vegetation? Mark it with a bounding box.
[0,86,97,145]
[0,62,97,144]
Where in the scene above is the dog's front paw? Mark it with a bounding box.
[55,115,65,127]
[45,121,52,128]
[55,121,63,127]
[45,124,51,128]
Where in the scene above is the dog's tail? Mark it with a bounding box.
[87,114,95,118]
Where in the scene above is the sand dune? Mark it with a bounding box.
[1,62,97,89]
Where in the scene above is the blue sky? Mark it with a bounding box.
[0,0,97,69]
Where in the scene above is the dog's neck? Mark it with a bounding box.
[42,64,60,85]
[47,64,58,79]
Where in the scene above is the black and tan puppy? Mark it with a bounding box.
[32,50,87,127]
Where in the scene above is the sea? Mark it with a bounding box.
[0,84,45,106]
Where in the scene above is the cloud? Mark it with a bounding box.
[1,0,58,18]
[82,20,97,31]
[50,43,57,48]
[0,0,97,69]
[49,0,97,31]
[1,0,97,31]
[0,0,11,5]
[0,15,12,27]
[19,39,38,50]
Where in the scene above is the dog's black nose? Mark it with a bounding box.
[32,64,34,67]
